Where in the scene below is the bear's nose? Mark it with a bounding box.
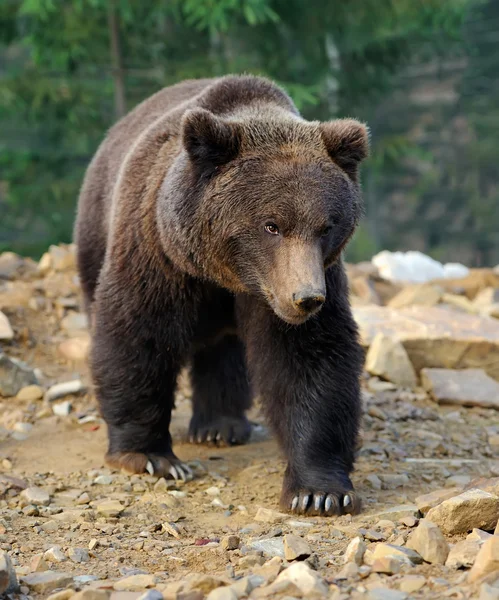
[292,290,326,313]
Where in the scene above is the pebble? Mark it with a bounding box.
[283,534,311,561]
[254,507,286,524]
[468,537,499,583]
[44,547,67,563]
[273,562,328,596]
[343,536,366,565]
[221,535,240,551]
[426,489,499,534]
[72,591,110,600]
[445,540,480,569]
[21,571,73,594]
[398,575,426,593]
[415,487,461,514]
[467,529,493,543]
[0,552,18,595]
[229,575,264,598]
[45,379,86,402]
[137,591,164,600]
[16,384,44,401]
[367,589,408,600]
[94,475,114,485]
[53,400,72,416]
[406,518,449,564]
[371,556,402,574]
[0,311,14,340]
[67,546,90,563]
[46,591,75,600]
[20,486,50,506]
[369,543,423,566]
[366,474,382,490]
[206,588,237,600]
[113,574,157,591]
[96,500,124,517]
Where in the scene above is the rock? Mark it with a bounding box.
[72,591,110,600]
[61,312,88,333]
[274,562,328,597]
[350,275,381,304]
[445,540,480,569]
[21,571,73,594]
[368,589,408,600]
[254,507,287,524]
[353,305,499,380]
[467,529,493,543]
[21,486,51,506]
[44,547,67,563]
[415,488,461,515]
[406,519,449,564]
[53,400,72,416]
[206,588,237,600]
[113,574,157,591]
[185,574,229,594]
[344,536,366,565]
[480,583,499,600]
[371,556,402,574]
[283,534,311,561]
[426,489,499,534]
[137,591,164,600]
[388,283,442,309]
[16,384,44,401]
[252,557,282,583]
[469,537,499,583]
[30,554,49,572]
[366,474,382,490]
[0,311,14,340]
[45,379,86,402]
[378,473,410,489]
[248,538,284,558]
[369,543,423,566]
[398,575,426,593]
[39,244,76,273]
[221,535,240,551]
[0,252,25,279]
[422,368,499,410]
[0,552,19,595]
[399,516,418,527]
[474,287,499,308]
[58,335,91,361]
[365,334,417,388]
[229,575,264,598]
[366,504,419,521]
[67,547,89,563]
[46,591,76,600]
[0,352,38,397]
[96,500,124,518]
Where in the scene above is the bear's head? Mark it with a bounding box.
[161,107,369,325]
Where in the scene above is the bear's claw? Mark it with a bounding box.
[286,490,360,516]
[106,451,193,481]
[188,415,251,446]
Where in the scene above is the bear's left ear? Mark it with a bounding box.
[320,119,369,181]
[182,108,241,170]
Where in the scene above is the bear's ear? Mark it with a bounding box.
[320,119,369,180]
[182,108,241,169]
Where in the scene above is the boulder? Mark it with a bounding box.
[388,284,442,309]
[421,368,499,410]
[365,333,417,388]
[354,305,499,380]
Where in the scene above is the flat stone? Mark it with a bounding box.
[21,486,51,506]
[379,473,410,489]
[67,547,89,563]
[366,504,419,521]
[254,507,287,524]
[426,489,499,534]
[206,588,237,600]
[445,540,480,569]
[422,368,499,410]
[45,379,86,402]
[137,591,163,600]
[371,556,402,574]
[113,574,157,591]
[0,352,38,397]
[367,588,408,600]
[344,536,366,565]
[354,305,499,380]
[0,311,14,340]
[415,488,461,515]
[46,591,76,600]
[465,477,499,497]
[72,591,110,600]
[365,333,417,388]
[16,384,44,401]
[21,571,73,594]
[406,519,449,564]
[96,500,124,518]
[283,534,311,561]
[248,538,284,558]
[369,543,423,566]
[274,562,328,597]
[61,312,88,333]
[469,537,499,583]
[398,575,426,593]
[388,283,443,309]
[0,552,19,595]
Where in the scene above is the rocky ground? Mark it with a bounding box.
[1,246,499,600]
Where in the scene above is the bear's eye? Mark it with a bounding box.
[265,223,280,236]
[321,226,333,238]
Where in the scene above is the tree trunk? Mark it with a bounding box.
[108,0,126,119]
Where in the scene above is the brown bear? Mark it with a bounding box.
[74,75,369,516]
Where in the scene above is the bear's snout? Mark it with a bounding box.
[292,289,326,315]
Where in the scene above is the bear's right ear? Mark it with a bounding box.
[320,119,369,181]
[182,108,241,169]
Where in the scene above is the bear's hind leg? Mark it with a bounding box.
[189,335,252,446]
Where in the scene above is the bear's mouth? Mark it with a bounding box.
[262,288,316,326]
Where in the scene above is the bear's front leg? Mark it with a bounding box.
[91,269,197,481]
[240,266,363,516]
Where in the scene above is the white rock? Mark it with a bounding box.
[52,400,72,416]
[274,562,328,597]
[0,311,14,340]
[344,536,366,565]
[283,534,311,561]
[21,486,50,506]
[45,379,86,402]
[406,519,449,564]
[206,587,237,600]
